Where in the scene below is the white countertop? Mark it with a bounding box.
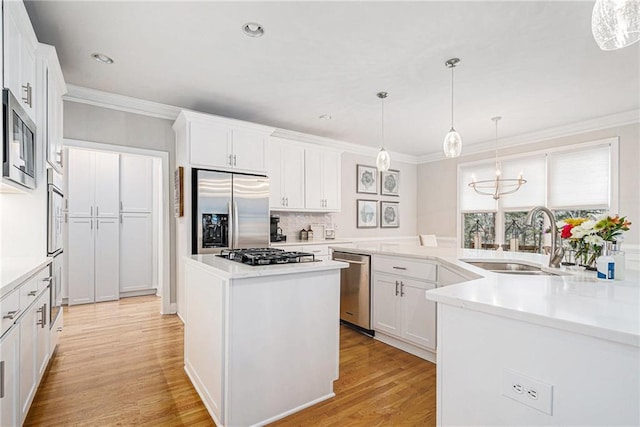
[0,257,52,298]
[271,238,352,247]
[328,243,640,347]
[186,254,347,280]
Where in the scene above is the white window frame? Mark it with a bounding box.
[457,137,619,246]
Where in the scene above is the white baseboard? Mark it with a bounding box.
[374,332,437,364]
[120,288,157,298]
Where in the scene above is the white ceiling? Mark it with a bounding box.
[25,1,640,157]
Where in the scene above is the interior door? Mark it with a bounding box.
[233,174,269,249]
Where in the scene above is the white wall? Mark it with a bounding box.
[62,101,177,302]
[417,123,640,246]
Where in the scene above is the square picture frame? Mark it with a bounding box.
[357,199,378,228]
[357,164,378,194]
[380,201,399,228]
[380,169,400,196]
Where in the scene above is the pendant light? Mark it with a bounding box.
[468,116,526,200]
[592,0,640,50]
[443,58,462,158]
[376,91,391,172]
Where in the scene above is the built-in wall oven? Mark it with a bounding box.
[47,168,63,327]
[3,89,36,189]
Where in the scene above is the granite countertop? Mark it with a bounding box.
[186,254,347,280]
[328,243,640,347]
[1,257,52,298]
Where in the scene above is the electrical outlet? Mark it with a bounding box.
[501,369,553,415]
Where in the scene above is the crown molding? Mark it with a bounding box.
[272,128,418,164]
[417,109,640,164]
[63,84,183,120]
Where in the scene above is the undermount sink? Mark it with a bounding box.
[462,261,563,276]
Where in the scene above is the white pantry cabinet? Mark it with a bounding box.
[120,154,153,213]
[179,111,274,174]
[304,147,341,211]
[3,0,38,122]
[268,138,305,210]
[67,149,120,218]
[67,217,119,304]
[119,213,153,293]
[372,255,438,357]
[0,323,20,427]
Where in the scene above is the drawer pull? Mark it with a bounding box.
[42,276,53,283]
[395,280,399,296]
[392,266,407,270]
[28,290,37,297]
[400,282,405,297]
[3,310,20,320]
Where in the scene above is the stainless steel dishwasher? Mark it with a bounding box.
[332,251,373,334]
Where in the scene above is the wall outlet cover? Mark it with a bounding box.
[501,369,554,415]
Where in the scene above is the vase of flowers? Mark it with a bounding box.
[557,214,631,270]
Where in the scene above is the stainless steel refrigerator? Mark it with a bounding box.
[192,168,270,254]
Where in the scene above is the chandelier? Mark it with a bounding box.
[592,0,640,50]
[468,116,526,200]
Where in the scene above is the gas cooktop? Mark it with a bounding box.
[218,248,316,266]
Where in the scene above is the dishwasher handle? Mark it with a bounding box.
[333,258,366,265]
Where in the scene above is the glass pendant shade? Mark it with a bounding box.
[443,128,462,158]
[592,0,640,50]
[376,148,391,172]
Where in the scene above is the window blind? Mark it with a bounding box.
[459,162,498,211]
[500,155,546,209]
[547,144,610,209]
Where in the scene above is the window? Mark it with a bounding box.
[458,138,617,250]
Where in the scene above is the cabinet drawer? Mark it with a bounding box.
[1,289,20,336]
[301,244,330,257]
[19,276,39,311]
[374,255,437,282]
[36,266,52,291]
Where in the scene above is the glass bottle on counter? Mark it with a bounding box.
[307,226,314,241]
[300,229,308,240]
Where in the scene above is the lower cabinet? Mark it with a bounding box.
[0,324,20,427]
[372,274,436,350]
[119,213,153,293]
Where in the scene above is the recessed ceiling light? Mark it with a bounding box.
[319,115,332,120]
[91,52,114,64]
[242,22,264,38]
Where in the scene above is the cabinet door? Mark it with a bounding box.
[0,324,20,427]
[35,289,50,378]
[282,144,305,209]
[372,274,401,337]
[47,73,64,173]
[304,147,323,209]
[94,152,120,217]
[19,303,38,422]
[322,151,341,210]
[401,280,436,350]
[119,213,153,292]
[3,5,22,107]
[67,218,95,305]
[267,141,284,208]
[120,155,153,212]
[67,149,95,217]
[190,121,231,168]
[20,36,36,121]
[95,218,120,302]
[232,130,267,173]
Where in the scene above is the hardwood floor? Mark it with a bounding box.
[25,296,436,426]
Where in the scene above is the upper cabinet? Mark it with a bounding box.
[120,154,153,213]
[3,0,39,122]
[36,44,67,173]
[67,149,120,218]
[268,138,342,212]
[174,111,274,175]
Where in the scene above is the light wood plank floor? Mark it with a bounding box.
[26,296,436,426]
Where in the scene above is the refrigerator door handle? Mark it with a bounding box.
[233,201,239,249]
[227,201,234,249]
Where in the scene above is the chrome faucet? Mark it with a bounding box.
[524,206,564,268]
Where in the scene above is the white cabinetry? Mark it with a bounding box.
[120,155,153,212]
[179,111,274,174]
[3,0,38,121]
[67,149,120,218]
[304,147,341,211]
[95,219,120,302]
[36,44,66,173]
[372,255,438,360]
[119,213,153,293]
[268,138,305,209]
[0,323,20,427]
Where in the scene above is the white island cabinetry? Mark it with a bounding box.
[183,255,346,426]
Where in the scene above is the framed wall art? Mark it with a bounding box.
[380,169,399,196]
[357,164,378,194]
[380,201,399,228]
[357,199,378,228]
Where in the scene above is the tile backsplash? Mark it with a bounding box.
[272,212,335,240]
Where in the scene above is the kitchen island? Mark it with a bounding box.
[329,242,639,426]
[182,254,346,427]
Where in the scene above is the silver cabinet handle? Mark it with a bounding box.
[120,214,123,224]
[42,276,53,283]
[120,201,123,211]
[233,155,237,166]
[395,280,399,296]
[400,282,405,297]
[392,266,407,270]
[285,197,288,206]
[0,360,4,398]
[28,290,37,297]
[97,219,99,230]
[37,304,47,328]
[90,206,93,216]
[3,310,20,320]
[281,197,285,206]
[332,258,366,265]
[22,82,32,107]
[65,213,68,223]
[96,206,99,216]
